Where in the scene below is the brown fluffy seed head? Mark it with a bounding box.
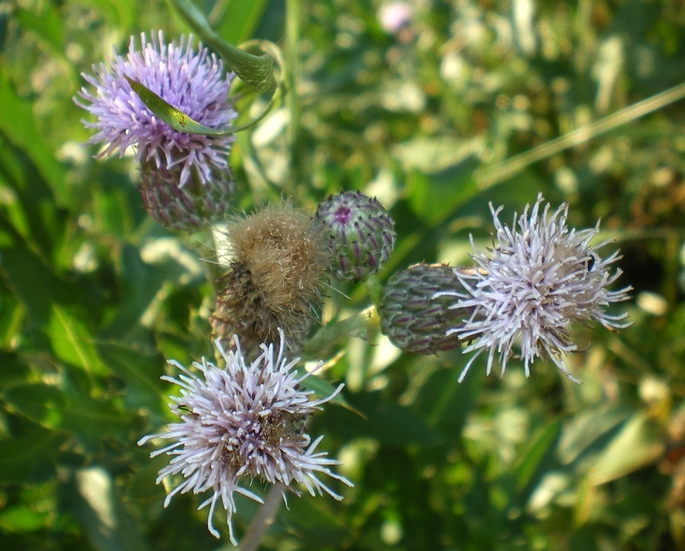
[379,263,469,354]
[313,190,396,282]
[139,161,235,231]
[210,203,330,357]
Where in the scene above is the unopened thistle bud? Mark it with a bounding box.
[139,162,235,231]
[380,263,468,354]
[210,202,330,357]
[314,190,396,282]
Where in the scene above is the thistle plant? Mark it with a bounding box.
[314,190,396,282]
[51,2,671,548]
[435,195,632,383]
[75,31,237,229]
[210,202,330,358]
[138,332,352,544]
[379,263,468,354]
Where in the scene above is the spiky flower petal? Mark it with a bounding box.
[138,331,352,544]
[314,191,396,282]
[436,194,632,383]
[380,263,468,354]
[75,31,236,187]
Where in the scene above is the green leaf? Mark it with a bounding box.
[0,73,67,199]
[413,363,482,437]
[16,5,65,53]
[0,219,77,328]
[588,412,665,485]
[100,244,175,338]
[214,0,270,45]
[558,406,632,465]
[0,425,66,484]
[0,352,32,390]
[0,504,50,532]
[405,155,480,225]
[514,419,562,495]
[63,467,149,551]
[325,391,438,447]
[170,0,277,92]
[49,304,107,376]
[97,341,167,413]
[4,383,133,449]
[304,311,377,361]
[125,76,234,136]
[0,135,68,261]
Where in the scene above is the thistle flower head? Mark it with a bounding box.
[210,202,330,357]
[314,190,396,282]
[75,31,236,187]
[436,194,632,383]
[138,331,352,544]
[380,263,467,354]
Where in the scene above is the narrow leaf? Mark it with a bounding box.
[125,76,233,136]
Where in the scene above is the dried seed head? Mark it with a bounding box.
[380,263,468,354]
[314,190,396,281]
[210,202,330,356]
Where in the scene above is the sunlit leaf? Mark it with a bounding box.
[125,76,234,136]
[49,304,107,376]
[64,467,148,551]
[589,412,665,485]
[4,384,133,449]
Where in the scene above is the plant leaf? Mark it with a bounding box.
[125,76,234,136]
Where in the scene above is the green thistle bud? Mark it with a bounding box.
[379,263,468,354]
[314,190,395,282]
[139,162,235,232]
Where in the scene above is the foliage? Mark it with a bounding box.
[1,0,685,550]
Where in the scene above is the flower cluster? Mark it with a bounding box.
[138,332,352,544]
[76,27,635,550]
[436,194,632,383]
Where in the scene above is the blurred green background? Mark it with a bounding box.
[2,0,685,549]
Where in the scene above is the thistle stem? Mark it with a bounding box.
[237,484,285,551]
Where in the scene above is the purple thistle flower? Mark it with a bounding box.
[137,331,352,544]
[436,194,632,384]
[75,31,236,187]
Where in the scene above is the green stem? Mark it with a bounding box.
[476,80,685,189]
[237,484,284,551]
[286,0,303,193]
[170,0,276,92]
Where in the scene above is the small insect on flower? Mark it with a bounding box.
[138,330,352,544]
[435,194,632,383]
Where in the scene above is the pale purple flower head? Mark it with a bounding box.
[436,194,631,383]
[75,31,236,187]
[137,331,351,544]
[378,3,413,34]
